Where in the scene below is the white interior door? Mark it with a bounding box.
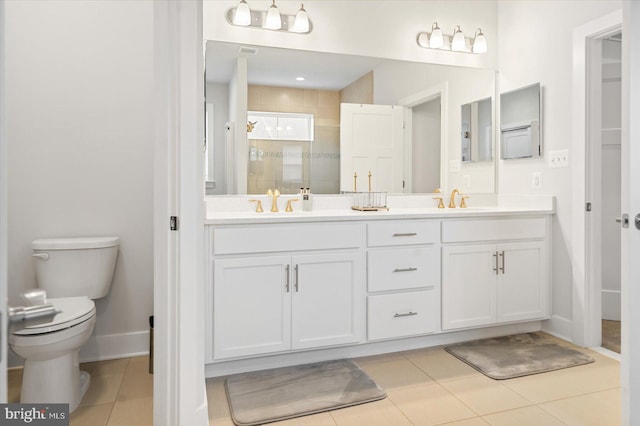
[340,103,405,193]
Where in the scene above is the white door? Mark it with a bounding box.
[291,253,364,349]
[497,241,547,323]
[213,256,291,359]
[340,103,406,193]
[442,244,497,330]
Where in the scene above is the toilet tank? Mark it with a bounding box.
[32,237,120,299]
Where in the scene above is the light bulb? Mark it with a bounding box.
[264,0,282,30]
[451,26,466,52]
[429,22,443,49]
[291,3,309,33]
[233,0,251,26]
[472,28,487,54]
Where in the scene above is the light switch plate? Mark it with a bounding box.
[449,159,461,173]
[548,149,569,168]
[463,175,471,189]
[532,171,542,190]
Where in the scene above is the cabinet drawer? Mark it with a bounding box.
[442,217,546,243]
[367,291,439,341]
[213,223,365,255]
[368,247,439,292]
[367,220,439,247]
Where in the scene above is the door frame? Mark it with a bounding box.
[398,82,449,193]
[571,9,622,348]
[0,0,7,403]
[153,1,208,424]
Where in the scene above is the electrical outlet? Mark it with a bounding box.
[532,171,542,190]
[463,175,471,189]
[449,159,461,173]
[548,149,569,168]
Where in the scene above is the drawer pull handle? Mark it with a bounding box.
[493,252,499,275]
[499,251,505,274]
[393,267,418,273]
[394,312,418,318]
[392,233,417,237]
[294,264,299,292]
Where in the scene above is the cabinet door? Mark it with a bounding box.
[213,256,291,359]
[291,253,365,349]
[497,241,548,322]
[442,244,497,330]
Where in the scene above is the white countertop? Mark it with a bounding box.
[204,194,556,225]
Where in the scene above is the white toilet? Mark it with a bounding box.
[9,236,120,412]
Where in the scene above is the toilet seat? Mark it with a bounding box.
[13,297,95,336]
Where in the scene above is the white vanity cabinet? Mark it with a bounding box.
[208,223,365,361]
[366,220,441,341]
[441,217,549,330]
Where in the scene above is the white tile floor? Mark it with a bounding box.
[8,356,153,426]
[7,336,621,426]
[207,336,621,426]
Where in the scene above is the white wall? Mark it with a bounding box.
[497,0,623,337]
[5,1,154,364]
[203,1,498,70]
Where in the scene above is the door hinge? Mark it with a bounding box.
[170,216,179,231]
[585,202,592,212]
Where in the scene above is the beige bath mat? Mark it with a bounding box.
[445,332,595,380]
[225,359,386,425]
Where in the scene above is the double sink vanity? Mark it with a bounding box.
[203,193,555,377]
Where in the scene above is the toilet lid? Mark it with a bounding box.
[13,296,96,336]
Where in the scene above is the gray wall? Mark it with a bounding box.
[5,0,154,364]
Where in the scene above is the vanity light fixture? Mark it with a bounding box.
[264,0,282,30]
[451,26,466,51]
[416,22,487,54]
[226,1,312,34]
[429,22,444,48]
[472,28,488,54]
[233,0,251,26]
[292,4,310,33]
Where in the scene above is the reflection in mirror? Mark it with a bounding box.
[461,97,492,163]
[500,83,542,159]
[205,40,497,195]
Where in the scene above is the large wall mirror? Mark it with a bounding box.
[500,83,542,159]
[205,40,497,195]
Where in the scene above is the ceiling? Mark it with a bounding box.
[205,40,386,91]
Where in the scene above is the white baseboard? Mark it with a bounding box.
[80,330,150,363]
[8,330,150,368]
[542,315,573,342]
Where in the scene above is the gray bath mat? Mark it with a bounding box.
[445,332,595,380]
[225,359,386,425]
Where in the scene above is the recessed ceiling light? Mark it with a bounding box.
[296,77,305,81]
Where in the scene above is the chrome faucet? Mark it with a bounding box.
[449,188,462,208]
[267,189,280,212]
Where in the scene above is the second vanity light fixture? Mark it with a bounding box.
[417,22,487,54]
[227,0,312,34]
